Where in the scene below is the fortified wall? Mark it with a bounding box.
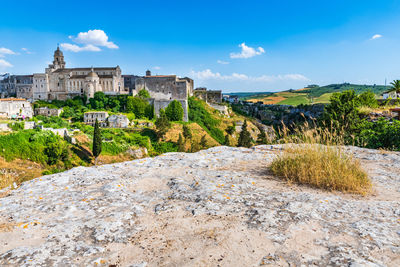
[135,70,193,121]
[193,88,222,103]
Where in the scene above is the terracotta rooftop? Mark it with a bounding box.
[0,98,28,101]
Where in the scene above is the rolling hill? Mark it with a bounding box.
[241,83,388,106]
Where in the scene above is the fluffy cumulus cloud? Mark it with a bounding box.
[61,29,118,52]
[230,43,265,59]
[0,59,13,68]
[371,34,382,40]
[190,69,309,82]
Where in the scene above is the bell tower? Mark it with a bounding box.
[53,45,66,69]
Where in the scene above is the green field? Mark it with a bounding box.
[243,83,385,106]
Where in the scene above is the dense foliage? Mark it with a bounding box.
[0,130,69,165]
[165,100,184,121]
[188,97,224,144]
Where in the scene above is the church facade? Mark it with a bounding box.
[32,47,126,101]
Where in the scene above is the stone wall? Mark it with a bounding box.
[34,107,63,117]
[0,99,33,119]
[194,89,222,103]
[152,99,188,122]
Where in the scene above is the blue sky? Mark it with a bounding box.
[1,0,400,92]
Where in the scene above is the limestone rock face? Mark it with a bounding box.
[0,146,399,266]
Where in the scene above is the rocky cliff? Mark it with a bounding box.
[0,146,399,266]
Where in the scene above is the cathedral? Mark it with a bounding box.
[32,46,126,101]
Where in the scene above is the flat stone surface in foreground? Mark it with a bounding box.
[0,145,399,266]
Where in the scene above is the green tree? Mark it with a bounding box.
[92,119,102,160]
[165,100,184,121]
[44,135,68,165]
[155,109,171,140]
[200,135,207,149]
[177,133,185,152]
[358,90,378,108]
[237,120,252,148]
[138,89,151,99]
[256,127,268,145]
[182,124,192,141]
[389,79,400,98]
[89,92,107,110]
[224,134,231,146]
[321,90,360,131]
[126,96,148,118]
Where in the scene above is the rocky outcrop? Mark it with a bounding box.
[0,146,399,266]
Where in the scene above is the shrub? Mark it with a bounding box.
[152,141,178,154]
[126,96,149,119]
[8,122,24,131]
[270,144,371,195]
[358,90,378,108]
[165,100,184,121]
[138,89,150,99]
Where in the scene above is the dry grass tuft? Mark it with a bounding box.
[271,119,371,195]
[270,144,371,195]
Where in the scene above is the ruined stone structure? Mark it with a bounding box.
[31,47,126,101]
[107,114,129,128]
[0,98,33,119]
[134,70,193,121]
[83,111,109,126]
[34,107,63,117]
[193,87,222,103]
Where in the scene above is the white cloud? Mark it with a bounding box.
[371,34,382,40]
[217,60,229,65]
[71,29,118,49]
[0,47,16,56]
[230,43,265,59]
[153,66,161,70]
[61,29,118,52]
[190,69,309,82]
[21,47,33,54]
[60,43,101,52]
[0,59,13,68]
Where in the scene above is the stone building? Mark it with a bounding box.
[83,111,109,126]
[122,75,140,94]
[31,46,127,101]
[0,98,33,119]
[107,114,129,128]
[194,88,222,103]
[134,70,193,122]
[34,107,63,117]
[0,74,33,100]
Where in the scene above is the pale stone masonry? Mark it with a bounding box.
[193,87,222,103]
[34,107,63,117]
[107,114,129,128]
[135,70,193,121]
[32,46,127,101]
[0,98,33,119]
[83,111,109,126]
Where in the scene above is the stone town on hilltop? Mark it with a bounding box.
[0,46,222,122]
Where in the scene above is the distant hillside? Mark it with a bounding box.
[300,83,387,98]
[242,83,388,106]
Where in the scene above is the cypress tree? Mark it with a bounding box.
[256,127,268,145]
[155,109,171,140]
[177,133,185,152]
[200,135,207,149]
[92,118,102,160]
[182,124,192,141]
[237,120,252,148]
[224,134,230,146]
